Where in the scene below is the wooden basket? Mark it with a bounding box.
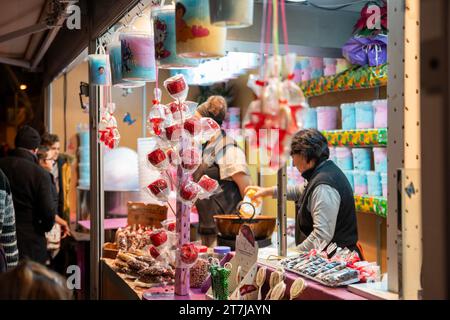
[127,201,168,228]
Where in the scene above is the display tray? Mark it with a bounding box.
[284,267,360,288]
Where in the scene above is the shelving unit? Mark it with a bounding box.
[299,64,388,98]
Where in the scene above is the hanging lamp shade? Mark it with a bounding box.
[120,11,157,82]
[175,0,227,58]
[107,31,145,88]
[209,0,254,28]
[152,5,199,69]
[88,48,111,86]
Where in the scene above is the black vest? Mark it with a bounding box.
[193,131,243,235]
[296,160,358,250]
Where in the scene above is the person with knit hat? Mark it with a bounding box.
[193,96,252,247]
[0,125,57,264]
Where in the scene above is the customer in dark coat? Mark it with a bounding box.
[0,126,57,264]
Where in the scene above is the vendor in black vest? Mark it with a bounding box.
[245,129,361,257]
[193,96,252,247]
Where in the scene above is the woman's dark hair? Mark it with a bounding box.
[41,133,59,147]
[290,129,329,163]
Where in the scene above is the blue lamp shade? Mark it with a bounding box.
[152,5,199,69]
[209,0,254,28]
[176,0,227,58]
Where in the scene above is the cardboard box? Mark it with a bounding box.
[127,202,167,228]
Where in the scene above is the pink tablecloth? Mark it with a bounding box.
[78,212,199,231]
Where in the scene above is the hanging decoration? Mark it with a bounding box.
[152,4,199,69]
[108,28,145,88]
[98,88,120,149]
[243,0,308,171]
[88,43,111,86]
[209,0,254,28]
[175,0,227,58]
[120,10,157,82]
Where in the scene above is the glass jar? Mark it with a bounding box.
[213,246,231,262]
[190,245,210,288]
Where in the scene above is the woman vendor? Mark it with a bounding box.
[246,129,361,257]
[193,95,252,247]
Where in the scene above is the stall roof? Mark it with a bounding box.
[0,0,63,69]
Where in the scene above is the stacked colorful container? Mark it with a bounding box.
[78,126,90,188]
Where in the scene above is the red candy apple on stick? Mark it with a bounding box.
[149,229,168,247]
[198,174,221,200]
[164,74,188,102]
[177,242,199,267]
[145,176,170,203]
[178,179,202,205]
[147,147,169,171]
[180,147,201,173]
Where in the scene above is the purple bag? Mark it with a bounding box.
[342,35,387,67]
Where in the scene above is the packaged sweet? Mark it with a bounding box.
[164,74,188,101]
[199,117,221,142]
[161,219,176,232]
[180,148,202,173]
[184,117,201,136]
[147,147,169,171]
[176,242,199,268]
[149,229,168,248]
[190,258,210,288]
[168,101,191,123]
[178,179,202,204]
[166,148,180,166]
[145,176,171,203]
[164,122,184,142]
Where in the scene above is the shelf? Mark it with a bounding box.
[354,195,387,218]
[299,64,388,98]
[322,128,387,147]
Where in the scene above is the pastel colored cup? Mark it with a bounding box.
[299,57,310,69]
[373,147,387,172]
[302,108,318,129]
[373,99,388,128]
[316,106,338,130]
[79,131,90,147]
[79,147,90,163]
[340,103,356,130]
[323,58,337,65]
[367,171,382,196]
[353,171,368,195]
[324,64,337,76]
[352,148,372,171]
[309,57,324,69]
[380,172,388,197]
[301,69,311,81]
[343,170,354,192]
[355,101,374,129]
[335,147,353,170]
[311,68,324,79]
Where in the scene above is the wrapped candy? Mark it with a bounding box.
[147,146,169,171]
[199,117,221,141]
[164,74,189,101]
[166,147,180,166]
[180,147,202,173]
[167,101,191,123]
[164,118,185,142]
[178,179,202,204]
[197,174,221,200]
[175,242,199,268]
[161,219,176,232]
[147,89,168,137]
[145,175,171,203]
[148,229,168,248]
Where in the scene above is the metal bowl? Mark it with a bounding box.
[213,214,276,240]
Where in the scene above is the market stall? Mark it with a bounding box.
[42,0,424,301]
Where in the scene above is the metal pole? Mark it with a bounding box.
[277,165,287,257]
[88,3,104,300]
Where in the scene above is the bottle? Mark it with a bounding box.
[213,246,231,262]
